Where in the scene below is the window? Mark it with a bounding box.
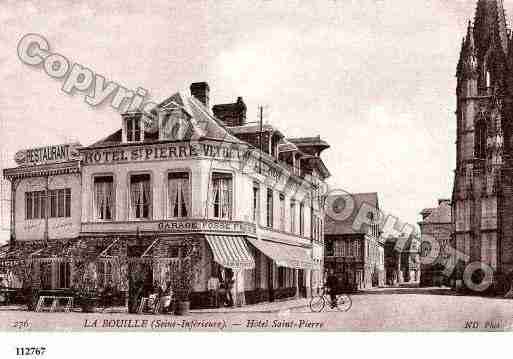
[25,191,46,220]
[57,261,71,289]
[299,202,305,236]
[97,261,113,288]
[211,173,233,219]
[252,183,260,223]
[44,189,71,218]
[126,116,141,142]
[266,189,274,228]
[475,119,487,159]
[290,200,296,233]
[169,246,180,258]
[325,239,334,257]
[49,190,57,218]
[168,172,190,218]
[94,176,114,220]
[130,174,151,219]
[25,190,71,220]
[279,194,285,231]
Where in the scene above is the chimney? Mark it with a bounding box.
[190,82,210,108]
[236,97,247,125]
[438,199,451,206]
[212,96,247,127]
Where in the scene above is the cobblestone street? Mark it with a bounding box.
[1,287,512,331]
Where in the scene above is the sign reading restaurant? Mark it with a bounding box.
[15,143,81,166]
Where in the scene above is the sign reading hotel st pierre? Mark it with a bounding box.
[82,142,283,180]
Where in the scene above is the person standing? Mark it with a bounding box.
[325,269,339,309]
[207,275,220,308]
[225,270,234,307]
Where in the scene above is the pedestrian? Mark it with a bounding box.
[225,270,234,307]
[325,269,339,309]
[207,275,220,308]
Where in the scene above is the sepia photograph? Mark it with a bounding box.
[1,2,513,349]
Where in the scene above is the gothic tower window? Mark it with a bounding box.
[475,119,487,159]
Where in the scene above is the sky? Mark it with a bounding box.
[0,0,509,243]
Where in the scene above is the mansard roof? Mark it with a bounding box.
[86,93,244,149]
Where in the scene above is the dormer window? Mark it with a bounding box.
[125,115,142,142]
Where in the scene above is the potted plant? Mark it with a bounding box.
[172,239,201,315]
[10,258,39,311]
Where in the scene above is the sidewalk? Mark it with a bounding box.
[190,297,310,314]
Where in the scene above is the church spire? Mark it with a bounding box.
[473,0,509,58]
[457,21,478,79]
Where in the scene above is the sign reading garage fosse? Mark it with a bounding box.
[14,143,81,166]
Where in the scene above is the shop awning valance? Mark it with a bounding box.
[206,235,255,270]
[247,238,313,270]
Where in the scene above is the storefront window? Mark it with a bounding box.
[94,176,114,220]
[58,261,71,289]
[97,261,113,288]
[266,189,274,228]
[168,172,190,218]
[130,174,151,219]
[278,267,286,288]
[211,173,233,220]
[325,239,334,257]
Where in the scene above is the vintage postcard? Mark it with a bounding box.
[1,0,513,340]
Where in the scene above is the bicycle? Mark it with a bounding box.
[309,286,352,313]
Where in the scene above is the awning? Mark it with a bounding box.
[247,238,313,269]
[205,235,255,270]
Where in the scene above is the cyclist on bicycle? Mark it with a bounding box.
[325,269,339,309]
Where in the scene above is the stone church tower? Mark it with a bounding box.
[452,0,513,290]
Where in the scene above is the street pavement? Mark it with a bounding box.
[1,287,512,331]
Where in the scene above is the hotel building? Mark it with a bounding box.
[1,82,330,308]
